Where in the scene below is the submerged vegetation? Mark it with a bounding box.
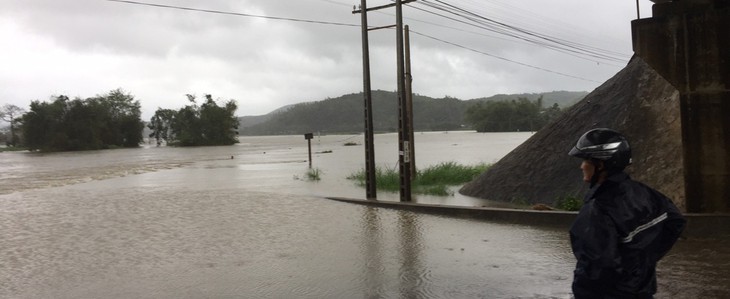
[294,167,322,181]
[149,94,238,146]
[347,162,490,196]
[6,89,238,152]
[21,89,144,152]
[0,146,28,152]
[306,168,322,181]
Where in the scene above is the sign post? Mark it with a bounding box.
[304,133,314,168]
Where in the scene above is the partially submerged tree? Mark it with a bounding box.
[21,89,144,151]
[0,104,25,146]
[149,94,238,146]
[148,108,176,146]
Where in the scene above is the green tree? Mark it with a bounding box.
[149,94,238,146]
[541,103,563,124]
[199,94,238,145]
[22,96,69,151]
[0,104,26,146]
[148,108,176,146]
[64,97,103,150]
[465,96,561,132]
[170,95,202,146]
[21,90,144,151]
[88,89,144,147]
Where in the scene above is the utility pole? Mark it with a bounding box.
[394,0,412,202]
[354,0,416,202]
[405,25,416,179]
[357,0,377,199]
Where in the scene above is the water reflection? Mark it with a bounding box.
[361,207,385,299]
[397,210,427,298]
[360,206,430,298]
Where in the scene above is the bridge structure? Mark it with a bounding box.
[632,0,729,213]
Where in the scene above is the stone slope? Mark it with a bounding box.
[459,57,685,211]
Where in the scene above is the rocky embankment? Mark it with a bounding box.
[460,57,685,211]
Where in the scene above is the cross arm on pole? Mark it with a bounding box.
[368,24,397,31]
[352,0,416,14]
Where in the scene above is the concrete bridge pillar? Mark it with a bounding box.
[632,0,730,213]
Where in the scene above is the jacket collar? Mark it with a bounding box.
[584,171,630,202]
[605,171,630,183]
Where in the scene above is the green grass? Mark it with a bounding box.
[0,146,29,152]
[555,195,583,211]
[306,167,322,181]
[347,162,490,196]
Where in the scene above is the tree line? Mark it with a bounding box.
[21,89,144,151]
[1,89,238,151]
[2,89,574,151]
[464,96,563,132]
[240,91,471,135]
[239,90,574,135]
[148,94,238,146]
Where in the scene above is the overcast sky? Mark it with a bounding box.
[0,0,653,120]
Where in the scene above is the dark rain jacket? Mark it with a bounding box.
[569,172,686,299]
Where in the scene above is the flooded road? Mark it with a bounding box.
[1,132,728,298]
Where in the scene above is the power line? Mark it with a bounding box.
[405,2,613,65]
[345,1,625,68]
[105,0,606,83]
[412,0,629,64]
[421,0,624,61]
[410,30,603,83]
[105,0,360,27]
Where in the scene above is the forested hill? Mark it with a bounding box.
[468,91,587,107]
[238,90,587,136]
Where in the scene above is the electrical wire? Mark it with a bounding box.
[405,3,622,66]
[411,0,630,64]
[453,0,626,47]
[410,30,602,83]
[105,0,610,82]
[105,0,360,27]
[337,0,626,68]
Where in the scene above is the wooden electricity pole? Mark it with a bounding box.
[357,0,377,199]
[354,0,416,202]
[395,0,412,201]
[405,25,416,179]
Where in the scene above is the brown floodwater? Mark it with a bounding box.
[1,132,727,298]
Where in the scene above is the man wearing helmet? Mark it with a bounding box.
[568,128,685,299]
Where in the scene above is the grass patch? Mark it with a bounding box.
[0,146,29,152]
[343,142,359,146]
[295,167,322,181]
[306,167,322,181]
[347,162,490,196]
[555,195,583,211]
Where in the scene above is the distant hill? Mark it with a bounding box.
[468,91,587,107]
[238,104,295,128]
[238,90,588,136]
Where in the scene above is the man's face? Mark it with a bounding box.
[580,160,596,182]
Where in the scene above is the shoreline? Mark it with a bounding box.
[326,196,730,239]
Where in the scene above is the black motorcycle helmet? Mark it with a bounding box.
[569,128,632,185]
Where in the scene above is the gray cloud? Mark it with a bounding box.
[0,0,651,119]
